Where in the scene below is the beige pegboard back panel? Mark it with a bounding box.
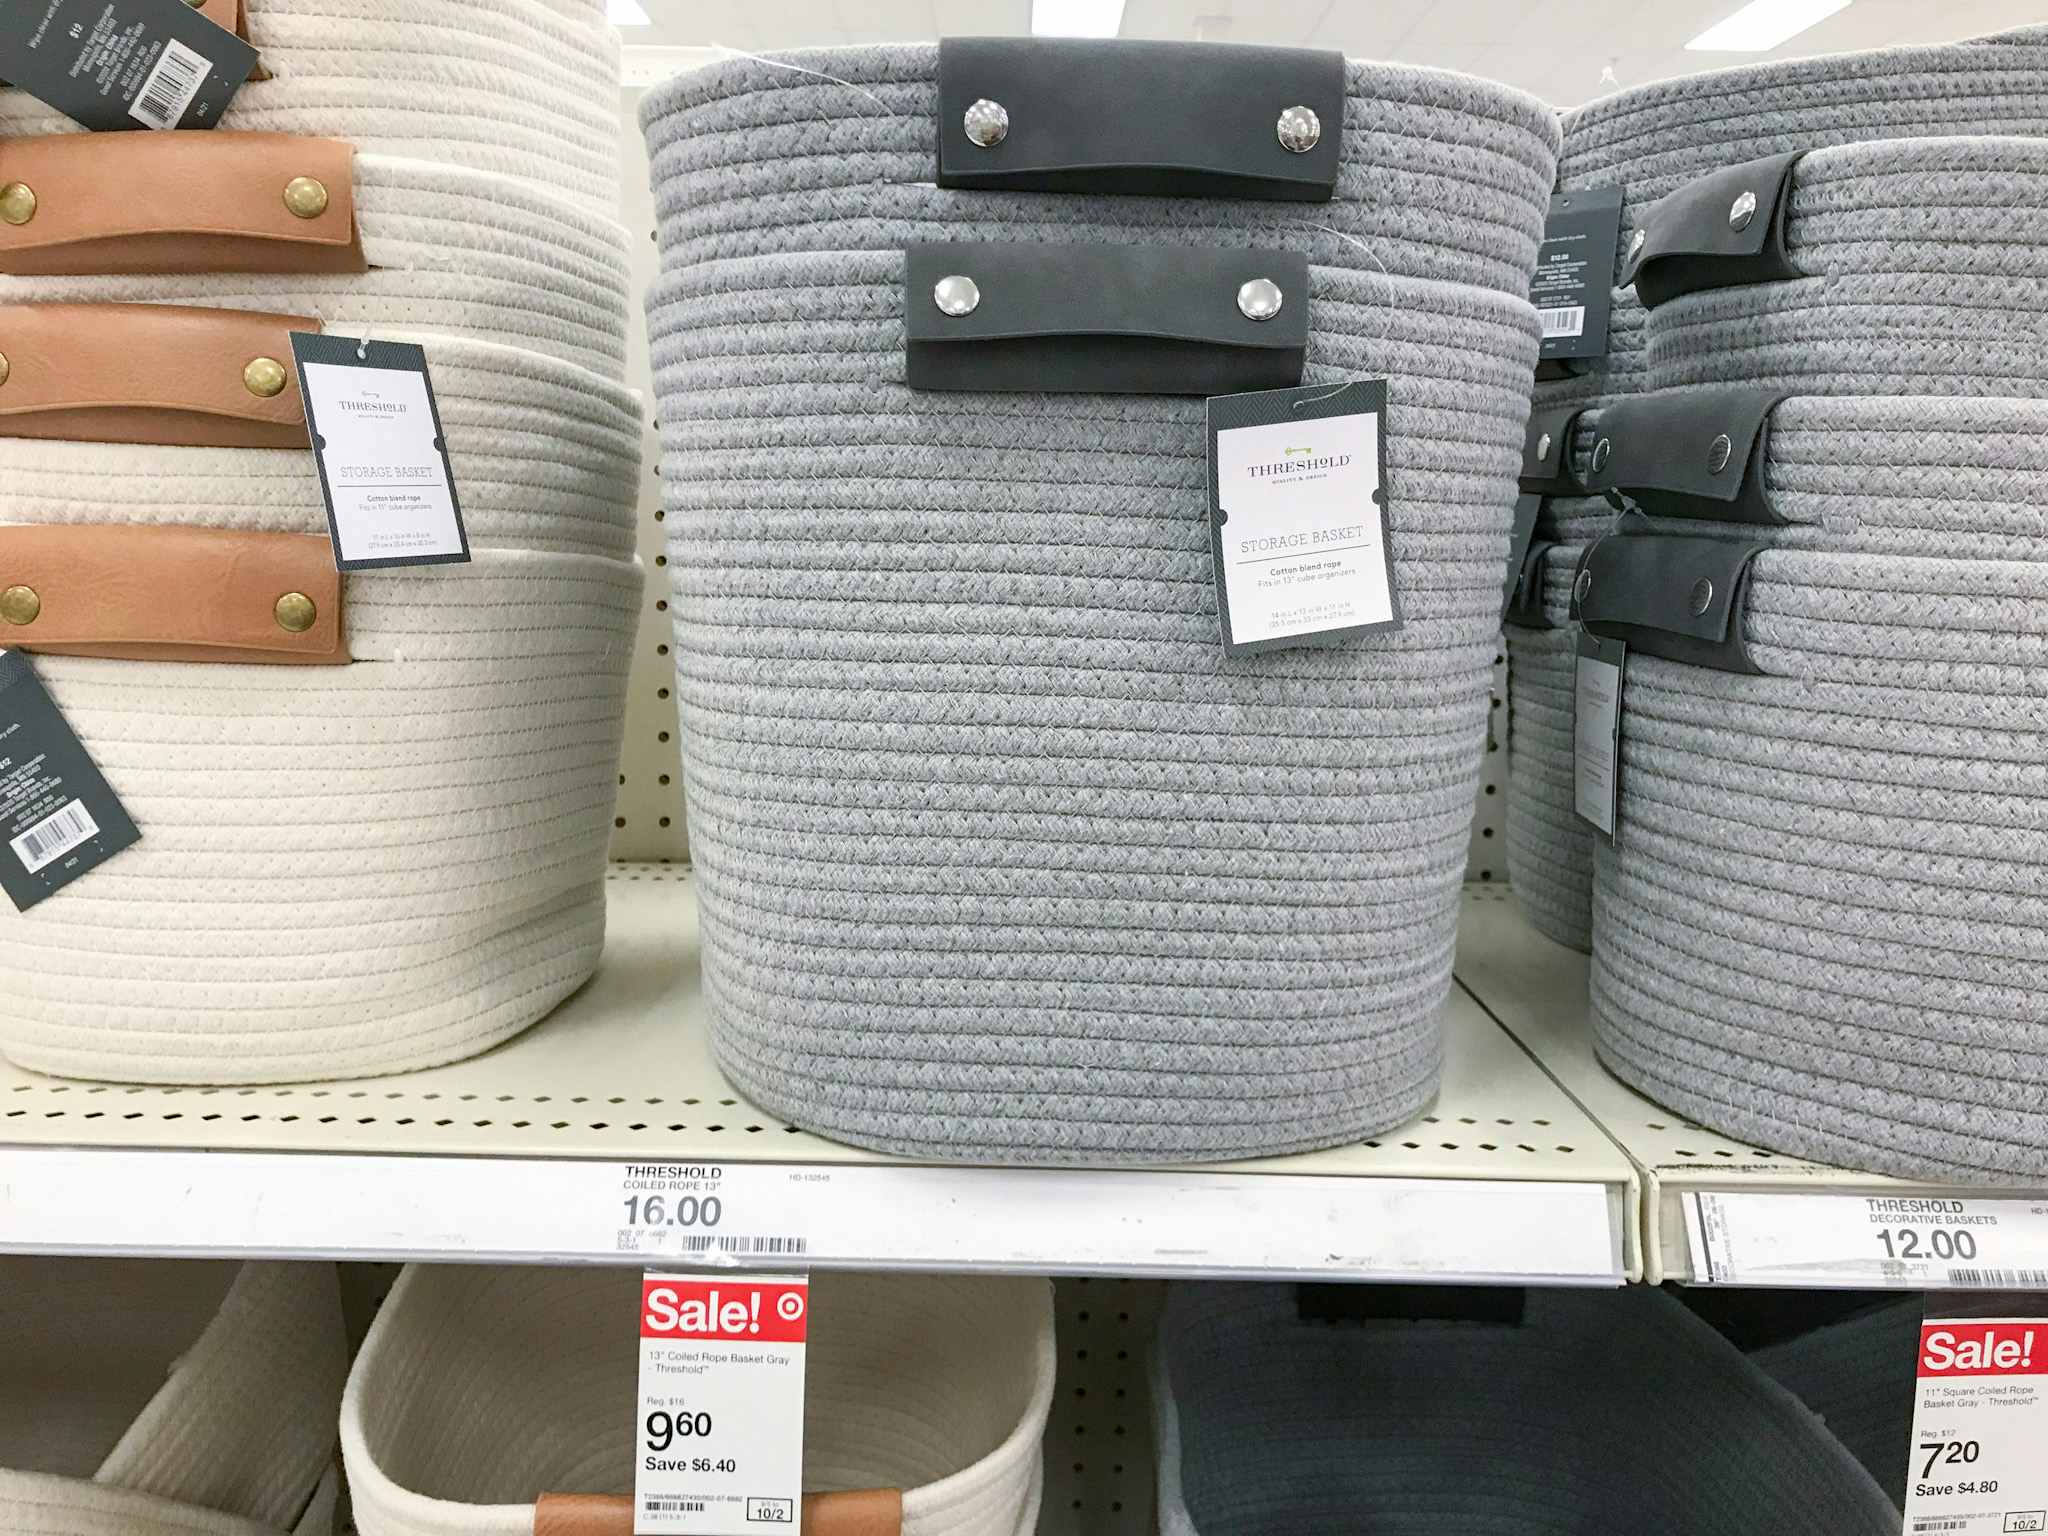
[611,85,689,864]
[605,73,1512,878]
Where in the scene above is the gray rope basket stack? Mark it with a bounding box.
[643,41,1559,1163]
[1153,1282,1899,1535]
[1502,21,2048,952]
[1579,131,2048,1182]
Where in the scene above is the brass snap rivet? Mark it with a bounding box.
[1689,576,1715,615]
[0,585,40,626]
[0,182,36,226]
[963,98,1008,148]
[1708,433,1733,474]
[244,356,288,398]
[1237,277,1284,321]
[283,176,330,219]
[1276,104,1321,154]
[1536,431,1553,462]
[1729,190,1757,232]
[933,274,980,317]
[274,592,318,633]
[1573,569,1592,605]
[1590,437,1612,474]
[0,351,10,388]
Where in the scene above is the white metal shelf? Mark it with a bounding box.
[1454,885,2048,1287]
[0,866,1633,1283]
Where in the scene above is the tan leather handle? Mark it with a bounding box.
[0,132,362,277]
[533,1491,903,1536]
[0,303,321,448]
[0,524,347,665]
[197,0,251,38]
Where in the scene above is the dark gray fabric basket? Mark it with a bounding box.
[642,44,1558,1162]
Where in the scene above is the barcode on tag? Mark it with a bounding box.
[11,800,100,874]
[671,1235,809,1256]
[644,1502,706,1516]
[1949,1268,2048,1288]
[1911,1522,1968,1532]
[129,38,211,130]
[1539,305,1587,339]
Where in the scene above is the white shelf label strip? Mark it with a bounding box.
[0,1149,1622,1281]
[1688,1191,2048,1289]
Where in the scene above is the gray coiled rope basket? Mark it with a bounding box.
[1153,1282,1899,1535]
[1504,23,2048,952]
[643,44,1558,1162]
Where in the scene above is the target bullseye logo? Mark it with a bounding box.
[776,1291,806,1324]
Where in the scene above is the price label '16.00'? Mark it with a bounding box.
[635,1273,808,1535]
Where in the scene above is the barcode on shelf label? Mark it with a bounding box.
[1911,1522,1967,1532]
[129,38,210,129]
[675,1235,809,1256]
[1539,305,1586,339]
[1949,1269,2048,1289]
[645,1502,706,1516]
[11,801,99,874]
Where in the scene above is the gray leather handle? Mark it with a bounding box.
[1622,151,1802,308]
[936,37,1344,202]
[1582,386,1790,523]
[904,242,1309,395]
[1573,532,1766,674]
[1521,405,1589,494]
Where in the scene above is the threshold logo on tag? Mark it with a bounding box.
[1904,1313,2048,1534]
[636,1273,808,1535]
[290,333,470,572]
[1207,380,1401,655]
[0,0,257,131]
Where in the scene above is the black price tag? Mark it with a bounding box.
[1573,631,1625,839]
[1206,380,1401,656]
[289,333,471,572]
[0,650,140,912]
[1535,187,1623,361]
[0,0,257,132]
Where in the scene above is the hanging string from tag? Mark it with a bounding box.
[705,42,892,112]
[1287,220,1396,410]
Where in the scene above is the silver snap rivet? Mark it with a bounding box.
[1536,431,1553,462]
[1590,437,1611,474]
[1276,104,1321,154]
[963,98,1009,148]
[1689,576,1715,615]
[1707,433,1733,474]
[1729,189,1757,232]
[1573,569,1593,605]
[933,274,980,317]
[1628,228,1646,259]
[1237,277,1284,321]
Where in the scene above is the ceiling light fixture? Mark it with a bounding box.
[1686,0,1851,52]
[608,0,652,24]
[1030,0,1127,38]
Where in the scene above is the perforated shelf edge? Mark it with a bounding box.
[0,868,1629,1282]
[1453,885,2048,1285]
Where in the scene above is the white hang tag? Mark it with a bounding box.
[634,1272,809,1535]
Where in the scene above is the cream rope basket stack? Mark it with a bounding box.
[0,0,643,1083]
[643,38,1560,1163]
[1502,22,2048,953]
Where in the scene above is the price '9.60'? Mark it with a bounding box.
[623,1195,723,1229]
[646,1409,713,1451]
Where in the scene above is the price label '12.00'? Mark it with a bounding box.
[635,1273,808,1535]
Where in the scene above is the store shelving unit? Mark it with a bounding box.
[1455,885,2048,1288]
[0,866,1634,1284]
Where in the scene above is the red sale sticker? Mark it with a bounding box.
[1919,1321,2046,1379]
[641,1278,810,1345]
